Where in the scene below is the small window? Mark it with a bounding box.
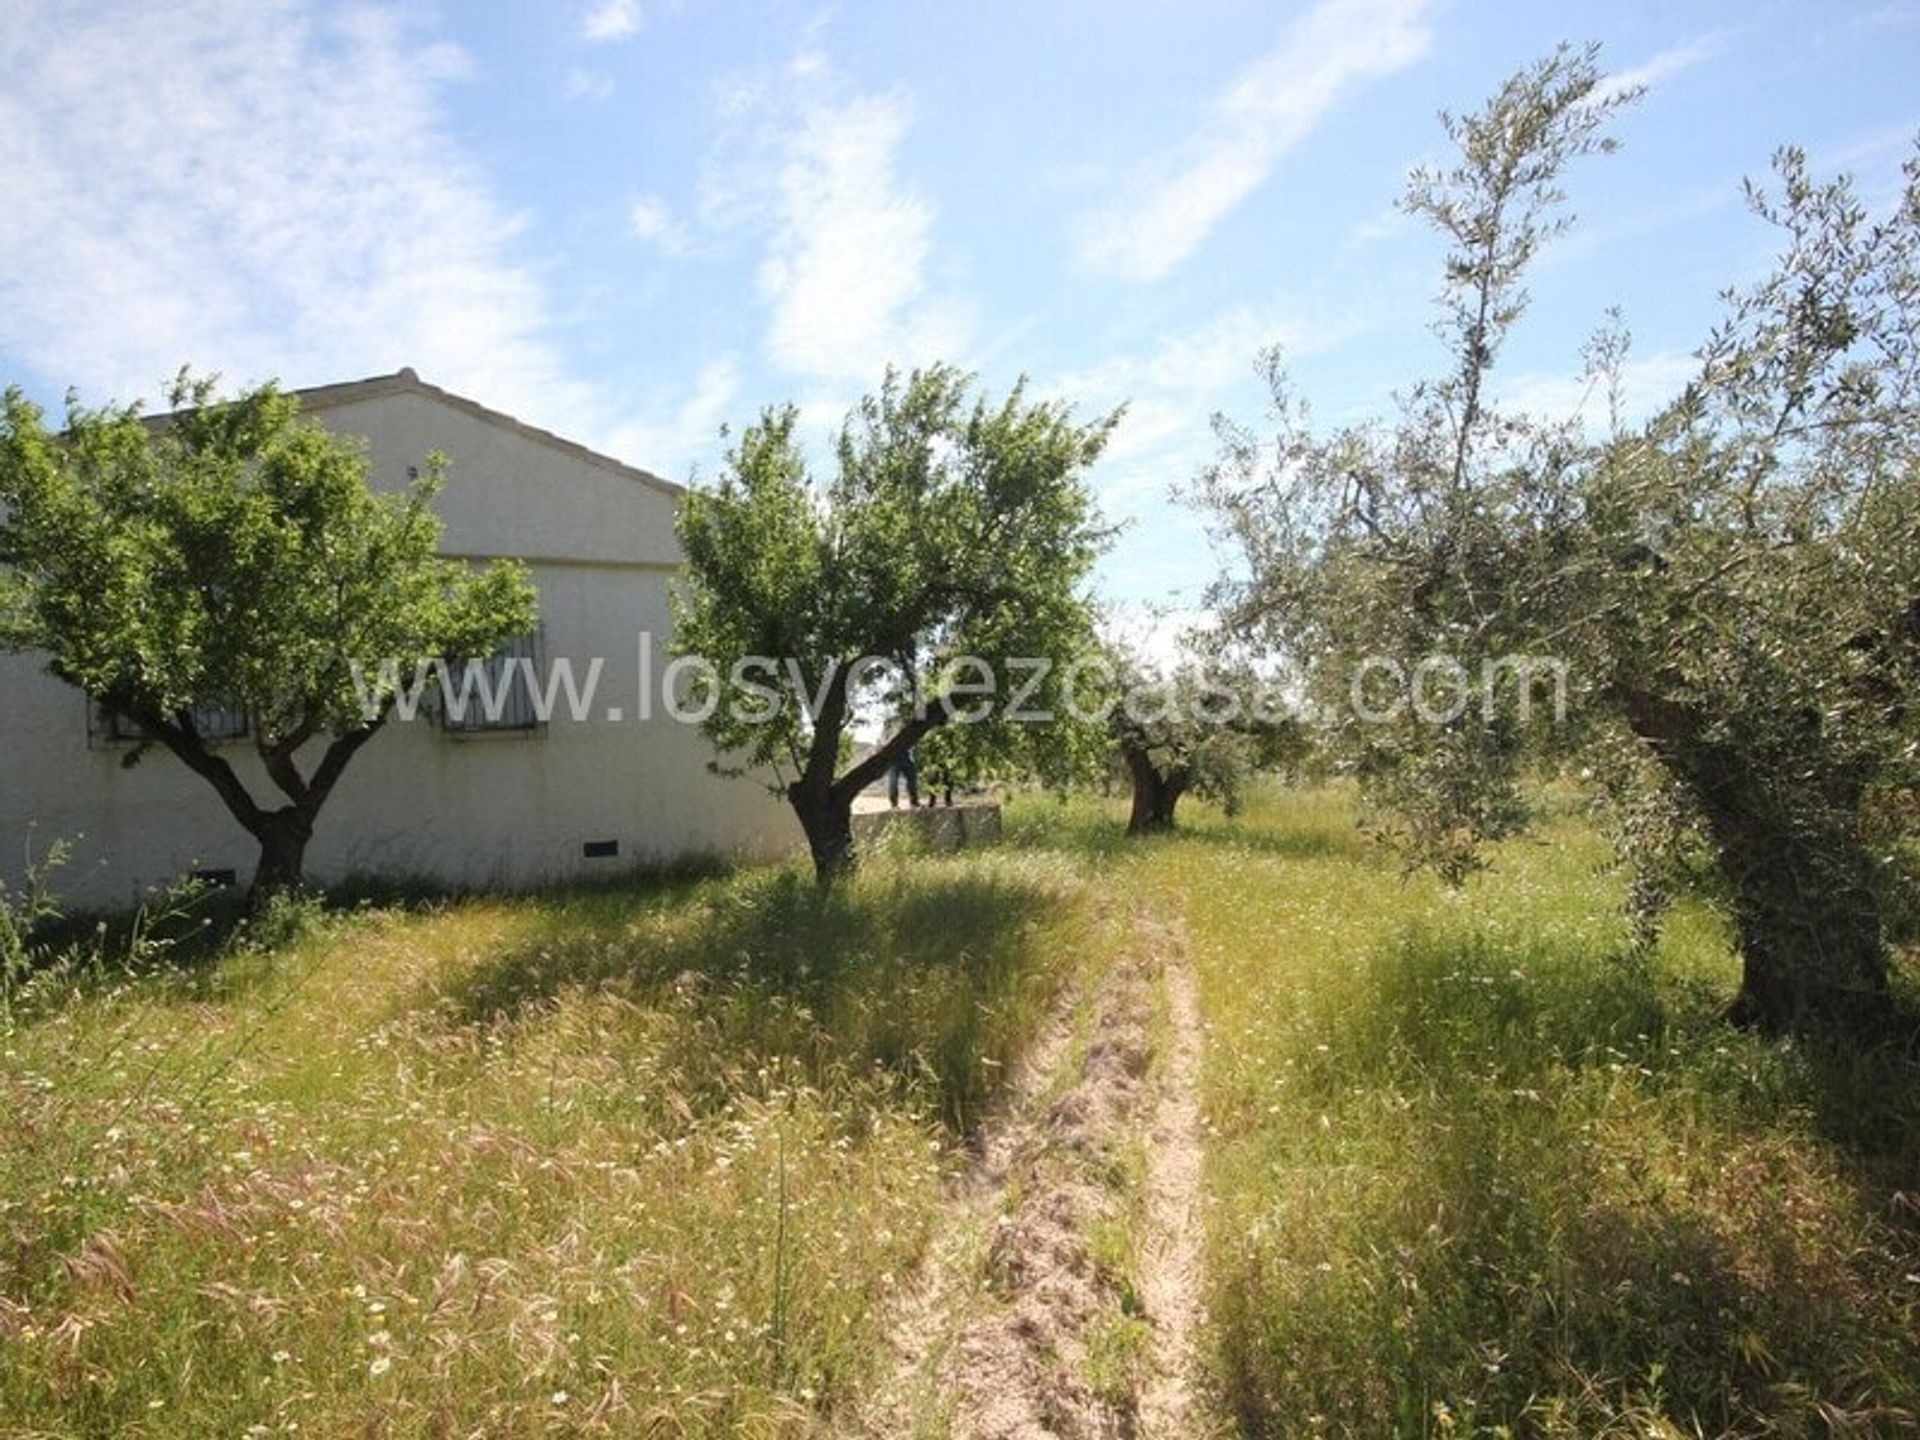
[96,698,249,745]
[442,629,546,734]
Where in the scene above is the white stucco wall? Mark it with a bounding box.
[0,373,799,909]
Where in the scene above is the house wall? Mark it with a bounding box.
[0,378,799,909]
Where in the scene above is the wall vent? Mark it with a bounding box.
[583,839,619,859]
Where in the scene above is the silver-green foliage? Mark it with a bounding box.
[1199,43,1920,1029]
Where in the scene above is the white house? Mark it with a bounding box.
[0,368,799,909]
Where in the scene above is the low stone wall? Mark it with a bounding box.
[851,801,1003,852]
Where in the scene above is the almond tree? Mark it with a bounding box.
[0,375,536,908]
[672,364,1115,883]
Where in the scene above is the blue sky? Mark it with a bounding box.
[2,0,1915,617]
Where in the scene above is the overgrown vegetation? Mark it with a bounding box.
[0,849,1094,1436]
[1018,786,1920,1437]
[6,787,1919,1435]
[1199,45,1920,1034]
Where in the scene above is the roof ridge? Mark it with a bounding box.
[290,368,686,499]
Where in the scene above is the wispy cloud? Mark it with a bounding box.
[1595,33,1724,103]
[605,356,742,480]
[1043,293,1383,531]
[701,46,971,386]
[1499,350,1699,431]
[0,0,598,434]
[759,91,969,381]
[564,67,617,102]
[629,195,691,255]
[1076,0,1431,283]
[581,0,640,43]
[1850,3,1920,30]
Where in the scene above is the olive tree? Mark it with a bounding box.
[1108,651,1301,835]
[0,375,537,908]
[1198,45,1920,1032]
[673,364,1116,883]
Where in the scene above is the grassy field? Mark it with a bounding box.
[0,851,1098,1436]
[5,787,1919,1437]
[1010,788,1920,1438]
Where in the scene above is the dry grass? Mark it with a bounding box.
[0,851,1095,1437]
[9,787,1920,1437]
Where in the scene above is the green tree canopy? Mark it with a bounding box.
[1198,44,1920,1032]
[673,363,1117,882]
[0,374,536,906]
[1103,642,1304,836]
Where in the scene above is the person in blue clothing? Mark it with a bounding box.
[888,745,921,808]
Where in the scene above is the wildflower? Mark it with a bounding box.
[368,1355,392,1377]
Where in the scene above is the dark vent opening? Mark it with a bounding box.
[583,839,619,859]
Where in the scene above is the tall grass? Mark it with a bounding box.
[11,788,1918,1436]
[1017,785,1920,1437]
[0,849,1093,1437]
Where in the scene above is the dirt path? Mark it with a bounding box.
[850,905,1209,1439]
[1135,913,1207,1437]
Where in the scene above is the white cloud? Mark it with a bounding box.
[1850,3,1920,29]
[418,41,477,83]
[1050,298,1376,475]
[1498,350,1700,430]
[757,91,969,381]
[0,0,601,436]
[1594,33,1723,103]
[564,67,616,102]
[701,47,971,387]
[1076,0,1431,282]
[1348,204,1411,247]
[629,195,691,255]
[604,356,742,480]
[581,0,640,43]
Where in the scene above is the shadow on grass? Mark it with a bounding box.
[1226,921,1920,1435]
[999,793,1369,867]
[11,854,745,1018]
[425,857,1081,1134]
[1166,815,1367,863]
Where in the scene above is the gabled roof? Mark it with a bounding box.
[292,367,685,500]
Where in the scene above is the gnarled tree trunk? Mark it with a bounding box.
[1613,684,1888,1033]
[1124,743,1190,836]
[141,707,388,917]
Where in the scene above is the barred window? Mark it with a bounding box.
[442,629,546,734]
[97,698,249,744]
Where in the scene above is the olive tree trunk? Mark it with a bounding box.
[1614,685,1889,1032]
[1124,744,1190,836]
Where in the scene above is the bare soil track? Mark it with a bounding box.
[850,905,1209,1439]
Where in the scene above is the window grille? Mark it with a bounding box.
[99,698,249,743]
[442,629,546,733]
